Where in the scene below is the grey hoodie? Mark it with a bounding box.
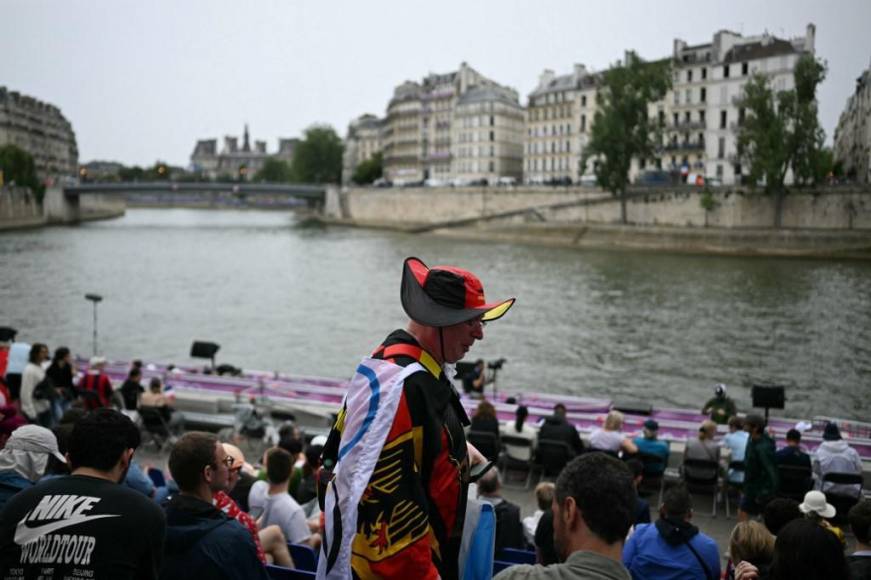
[813,439,863,497]
[494,550,631,580]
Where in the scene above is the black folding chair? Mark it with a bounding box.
[499,434,535,489]
[776,463,813,502]
[535,439,574,482]
[287,543,318,572]
[637,451,668,496]
[822,472,864,523]
[682,458,720,517]
[139,406,173,451]
[468,430,501,463]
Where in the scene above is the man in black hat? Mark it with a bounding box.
[319,257,514,579]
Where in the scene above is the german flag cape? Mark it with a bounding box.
[317,357,423,579]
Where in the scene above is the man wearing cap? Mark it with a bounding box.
[0,425,65,510]
[701,383,736,426]
[813,422,863,498]
[632,419,669,477]
[738,414,779,522]
[0,408,166,579]
[319,257,514,579]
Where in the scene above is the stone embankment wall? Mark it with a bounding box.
[0,186,45,230]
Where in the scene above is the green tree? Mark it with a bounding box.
[736,54,827,227]
[254,158,295,183]
[118,165,146,182]
[0,144,45,202]
[351,152,383,185]
[582,52,672,223]
[290,124,344,184]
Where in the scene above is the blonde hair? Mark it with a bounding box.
[604,410,624,431]
[730,521,775,565]
[699,419,717,440]
[534,482,555,511]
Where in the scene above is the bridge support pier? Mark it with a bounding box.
[44,186,80,224]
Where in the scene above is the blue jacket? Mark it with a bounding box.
[623,519,720,580]
[160,494,268,580]
[0,470,33,512]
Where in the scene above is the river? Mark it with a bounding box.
[1,208,869,421]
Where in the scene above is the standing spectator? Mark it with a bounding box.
[589,410,638,456]
[523,482,554,548]
[739,414,779,522]
[79,356,114,409]
[496,453,636,579]
[729,521,774,580]
[775,429,811,469]
[622,484,721,580]
[762,498,801,536]
[847,500,871,580]
[477,469,525,553]
[20,343,52,427]
[0,408,166,579]
[3,341,30,403]
[722,416,749,484]
[503,405,537,462]
[258,448,319,549]
[462,359,486,397]
[45,346,75,420]
[684,420,721,481]
[161,431,267,580]
[701,383,736,425]
[633,419,669,476]
[0,425,65,510]
[120,367,145,412]
[813,422,863,498]
[538,403,585,457]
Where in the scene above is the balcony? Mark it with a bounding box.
[671,120,706,131]
[664,141,705,152]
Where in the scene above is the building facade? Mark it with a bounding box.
[382,62,524,185]
[0,86,78,183]
[190,125,294,181]
[834,61,871,183]
[342,114,384,184]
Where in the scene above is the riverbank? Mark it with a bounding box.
[1,187,126,231]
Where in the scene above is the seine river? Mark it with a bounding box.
[2,208,869,421]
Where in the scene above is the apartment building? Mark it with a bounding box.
[0,86,78,182]
[834,61,871,183]
[382,62,524,184]
[342,114,384,184]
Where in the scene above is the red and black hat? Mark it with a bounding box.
[400,257,515,327]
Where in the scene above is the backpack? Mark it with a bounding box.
[33,376,56,401]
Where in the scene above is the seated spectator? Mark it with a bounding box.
[20,343,52,427]
[462,359,486,397]
[538,403,584,457]
[762,498,801,536]
[625,459,651,527]
[120,367,145,411]
[497,453,636,579]
[729,521,774,580]
[722,416,749,484]
[79,356,114,410]
[258,448,320,549]
[589,410,638,456]
[161,431,268,580]
[622,483,721,580]
[140,377,184,435]
[701,383,736,425]
[503,405,537,462]
[775,428,811,469]
[215,443,293,568]
[0,425,65,510]
[749,518,849,580]
[0,409,166,578]
[813,422,863,499]
[477,469,525,553]
[522,482,553,547]
[684,419,721,481]
[290,442,322,507]
[848,500,871,580]
[799,490,846,545]
[470,399,501,436]
[633,419,669,476]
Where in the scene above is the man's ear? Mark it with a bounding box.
[563,496,578,529]
[120,448,135,470]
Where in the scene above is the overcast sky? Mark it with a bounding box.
[4,0,870,167]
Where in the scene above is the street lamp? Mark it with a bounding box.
[84,293,103,356]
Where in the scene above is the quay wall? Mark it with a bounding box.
[0,186,45,230]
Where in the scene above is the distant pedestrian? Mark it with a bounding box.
[45,346,75,421]
[20,343,52,427]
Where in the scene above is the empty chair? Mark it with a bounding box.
[535,439,574,481]
[777,463,813,501]
[287,543,318,572]
[468,430,501,463]
[681,458,720,517]
[498,434,535,488]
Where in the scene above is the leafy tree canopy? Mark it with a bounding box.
[0,144,45,201]
[254,158,296,183]
[290,125,344,184]
[351,152,383,185]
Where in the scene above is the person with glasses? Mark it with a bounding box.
[160,432,268,580]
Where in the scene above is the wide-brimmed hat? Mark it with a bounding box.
[400,257,515,327]
[5,425,66,463]
[799,490,836,519]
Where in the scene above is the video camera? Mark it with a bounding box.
[487,358,507,371]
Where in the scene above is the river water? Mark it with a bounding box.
[1,208,869,421]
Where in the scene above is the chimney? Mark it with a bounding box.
[538,69,555,89]
[224,136,238,153]
[573,63,587,81]
[673,38,687,59]
[805,23,816,54]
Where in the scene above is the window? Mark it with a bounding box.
[720,110,727,129]
[700,87,706,103]
[723,65,730,78]
[698,133,705,147]
[716,164,723,178]
[738,108,746,125]
[686,89,692,103]
[687,70,693,83]
[489,161,494,172]
[674,91,680,105]
[673,113,679,126]
[566,140,570,152]
[701,67,707,80]
[699,110,705,124]
[489,115,494,126]
[489,131,494,142]
[718,137,725,159]
[684,111,691,123]
[658,110,665,126]
[581,95,587,107]
[640,158,647,169]
[580,115,586,132]
[742,62,748,76]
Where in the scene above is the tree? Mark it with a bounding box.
[0,144,44,202]
[254,158,295,183]
[736,54,827,227]
[118,165,146,182]
[351,152,383,185]
[290,124,344,184]
[582,52,671,223]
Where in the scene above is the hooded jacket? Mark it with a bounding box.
[538,415,585,456]
[622,518,720,580]
[813,439,863,497]
[160,494,268,580]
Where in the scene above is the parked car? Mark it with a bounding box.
[424,178,448,187]
[635,170,672,186]
[579,174,598,187]
[497,176,517,186]
[372,177,392,187]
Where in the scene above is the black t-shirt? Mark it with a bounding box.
[534,509,559,566]
[119,380,145,411]
[0,474,166,579]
